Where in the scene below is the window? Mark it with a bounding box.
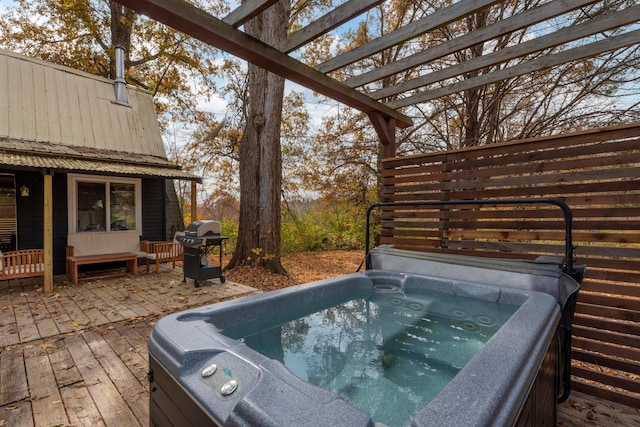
[68,174,141,233]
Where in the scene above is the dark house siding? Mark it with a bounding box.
[165,179,184,238]
[142,178,167,242]
[53,173,69,275]
[4,169,175,276]
[15,171,44,250]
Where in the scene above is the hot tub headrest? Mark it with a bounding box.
[367,246,581,310]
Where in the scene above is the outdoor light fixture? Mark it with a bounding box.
[20,185,29,197]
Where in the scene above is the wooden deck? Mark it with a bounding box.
[0,267,638,427]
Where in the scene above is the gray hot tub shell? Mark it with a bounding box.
[148,248,580,426]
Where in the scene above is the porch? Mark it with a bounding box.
[0,266,638,427]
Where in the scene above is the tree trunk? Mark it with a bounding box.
[227,0,289,274]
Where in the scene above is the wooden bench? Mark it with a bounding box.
[140,232,184,273]
[66,232,146,285]
[66,252,138,286]
[0,249,44,282]
[141,241,183,273]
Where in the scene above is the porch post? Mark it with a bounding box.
[43,171,54,292]
[367,112,396,158]
[191,180,197,224]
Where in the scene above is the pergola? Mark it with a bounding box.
[115,0,639,156]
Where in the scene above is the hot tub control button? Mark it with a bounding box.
[220,379,238,396]
[201,363,218,378]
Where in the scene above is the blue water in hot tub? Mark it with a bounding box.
[226,286,518,427]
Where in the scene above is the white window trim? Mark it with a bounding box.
[67,173,142,234]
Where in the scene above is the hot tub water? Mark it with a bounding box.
[225,286,518,427]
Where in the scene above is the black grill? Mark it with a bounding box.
[178,220,228,288]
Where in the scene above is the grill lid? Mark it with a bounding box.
[184,220,221,236]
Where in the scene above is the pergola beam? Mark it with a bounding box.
[316,0,503,74]
[116,0,412,129]
[346,0,599,89]
[372,5,640,100]
[388,28,640,109]
[223,0,278,27]
[277,0,385,53]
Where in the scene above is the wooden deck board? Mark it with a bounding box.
[0,400,34,427]
[81,285,127,323]
[13,293,40,343]
[37,291,76,335]
[24,344,68,427]
[0,295,19,347]
[55,287,96,328]
[66,334,142,427]
[0,347,28,406]
[84,330,149,424]
[2,266,636,427]
[66,289,111,326]
[48,344,83,388]
[96,280,155,317]
[101,328,149,392]
[92,284,139,319]
[24,293,61,339]
[60,385,106,427]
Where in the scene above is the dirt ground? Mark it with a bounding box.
[222,250,366,292]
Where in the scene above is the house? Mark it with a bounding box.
[0,48,200,291]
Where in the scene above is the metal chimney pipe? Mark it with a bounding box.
[114,43,128,104]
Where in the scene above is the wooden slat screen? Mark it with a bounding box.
[380,122,640,408]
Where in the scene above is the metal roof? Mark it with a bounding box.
[0,48,200,181]
[0,138,200,181]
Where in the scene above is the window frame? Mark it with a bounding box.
[67,173,142,234]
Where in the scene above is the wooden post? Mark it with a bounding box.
[368,112,396,158]
[191,180,197,224]
[43,172,54,292]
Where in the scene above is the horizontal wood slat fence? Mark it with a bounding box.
[380,122,640,408]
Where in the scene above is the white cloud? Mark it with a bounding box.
[284,81,341,129]
[197,93,228,117]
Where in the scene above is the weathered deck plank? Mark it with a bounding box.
[92,283,139,319]
[82,285,127,323]
[0,400,34,427]
[0,347,28,406]
[0,294,19,347]
[68,288,112,326]
[37,291,76,335]
[25,350,68,426]
[55,286,94,328]
[60,385,106,427]
[96,280,155,317]
[84,330,149,424]
[23,292,61,339]
[102,326,149,390]
[12,293,40,343]
[48,344,83,388]
[66,334,142,427]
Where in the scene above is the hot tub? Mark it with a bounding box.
[148,248,581,427]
